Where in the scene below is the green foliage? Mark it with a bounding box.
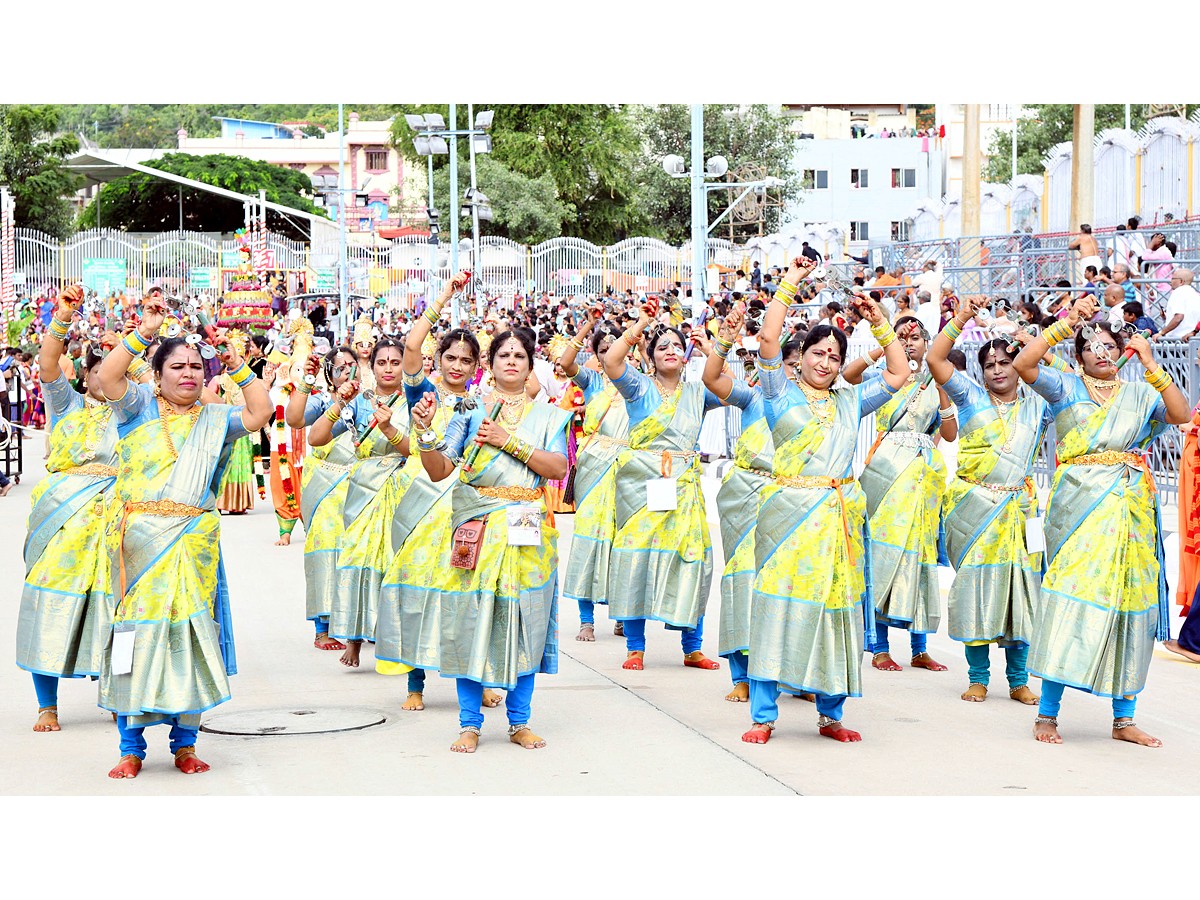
[983,104,1160,183]
[0,105,81,238]
[59,104,409,148]
[76,153,324,240]
[630,104,799,244]
[430,155,572,245]
[391,104,645,244]
[7,309,35,347]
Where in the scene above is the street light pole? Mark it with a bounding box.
[690,104,706,317]
[338,102,349,339]
[468,102,482,318]
[448,103,460,328]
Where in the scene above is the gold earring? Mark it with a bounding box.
[153,381,162,398]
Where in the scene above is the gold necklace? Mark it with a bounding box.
[80,402,112,462]
[987,392,1020,454]
[653,376,681,400]
[157,398,201,461]
[490,387,528,430]
[799,380,835,427]
[1081,372,1119,407]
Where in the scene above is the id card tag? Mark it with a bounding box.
[1025,516,1046,553]
[111,623,136,676]
[506,503,542,546]
[646,477,678,512]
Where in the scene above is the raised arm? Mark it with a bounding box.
[928,294,985,386]
[286,355,321,428]
[308,378,360,447]
[39,286,81,383]
[98,292,164,402]
[702,304,744,402]
[411,391,456,482]
[216,332,272,432]
[404,272,468,376]
[759,257,817,360]
[558,304,602,378]
[1015,294,1092,385]
[854,294,909,390]
[841,348,883,385]
[605,302,654,380]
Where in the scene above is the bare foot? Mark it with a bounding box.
[961,683,987,702]
[1009,685,1039,705]
[1033,717,1062,744]
[451,730,479,753]
[509,727,547,749]
[0,482,12,497]
[613,622,624,637]
[576,623,595,642]
[872,652,902,672]
[725,682,749,702]
[340,641,362,667]
[402,692,425,711]
[108,755,142,779]
[1112,719,1163,748]
[33,707,61,732]
[314,633,346,651]
[1163,639,1200,663]
[794,693,816,703]
[482,689,504,708]
[911,652,948,671]
[741,723,773,744]
[275,533,292,546]
[819,721,863,742]
[622,650,645,670]
[174,748,211,774]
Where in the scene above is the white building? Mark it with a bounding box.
[783,137,946,255]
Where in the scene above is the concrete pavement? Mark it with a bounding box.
[2,435,1197,795]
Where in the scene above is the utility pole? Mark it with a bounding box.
[448,103,460,328]
[690,104,706,317]
[1070,104,1096,232]
[960,104,983,294]
[468,102,482,318]
[338,103,349,338]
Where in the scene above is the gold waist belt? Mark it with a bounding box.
[591,435,630,448]
[476,486,543,501]
[1064,451,1143,468]
[736,464,774,479]
[61,463,118,478]
[315,458,356,473]
[774,475,855,489]
[124,500,205,518]
[960,474,1033,493]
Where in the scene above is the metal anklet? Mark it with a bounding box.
[1112,719,1138,730]
[460,726,481,736]
[507,723,531,736]
[752,721,776,731]
[1034,715,1058,726]
[817,715,841,729]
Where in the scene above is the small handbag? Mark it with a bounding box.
[451,519,487,570]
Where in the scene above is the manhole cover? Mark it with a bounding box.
[200,706,386,736]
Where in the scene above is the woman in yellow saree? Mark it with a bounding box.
[16,287,120,733]
[408,328,571,753]
[286,345,358,651]
[307,338,415,669]
[600,299,724,672]
[698,302,780,703]
[96,297,272,779]
[1014,293,1190,748]
[844,315,957,673]
[926,297,1051,704]
[556,310,629,641]
[742,259,910,744]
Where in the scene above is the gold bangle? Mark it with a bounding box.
[324,406,341,423]
[1044,320,1073,347]
[942,320,963,342]
[387,429,404,446]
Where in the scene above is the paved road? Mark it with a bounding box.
[2,435,1197,795]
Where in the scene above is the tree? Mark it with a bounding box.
[983,104,1156,183]
[630,105,799,245]
[430,155,572,245]
[390,104,645,244]
[0,105,81,238]
[76,153,324,240]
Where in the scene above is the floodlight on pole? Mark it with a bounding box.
[473,110,494,130]
[662,154,686,177]
[705,155,729,178]
[404,114,427,130]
